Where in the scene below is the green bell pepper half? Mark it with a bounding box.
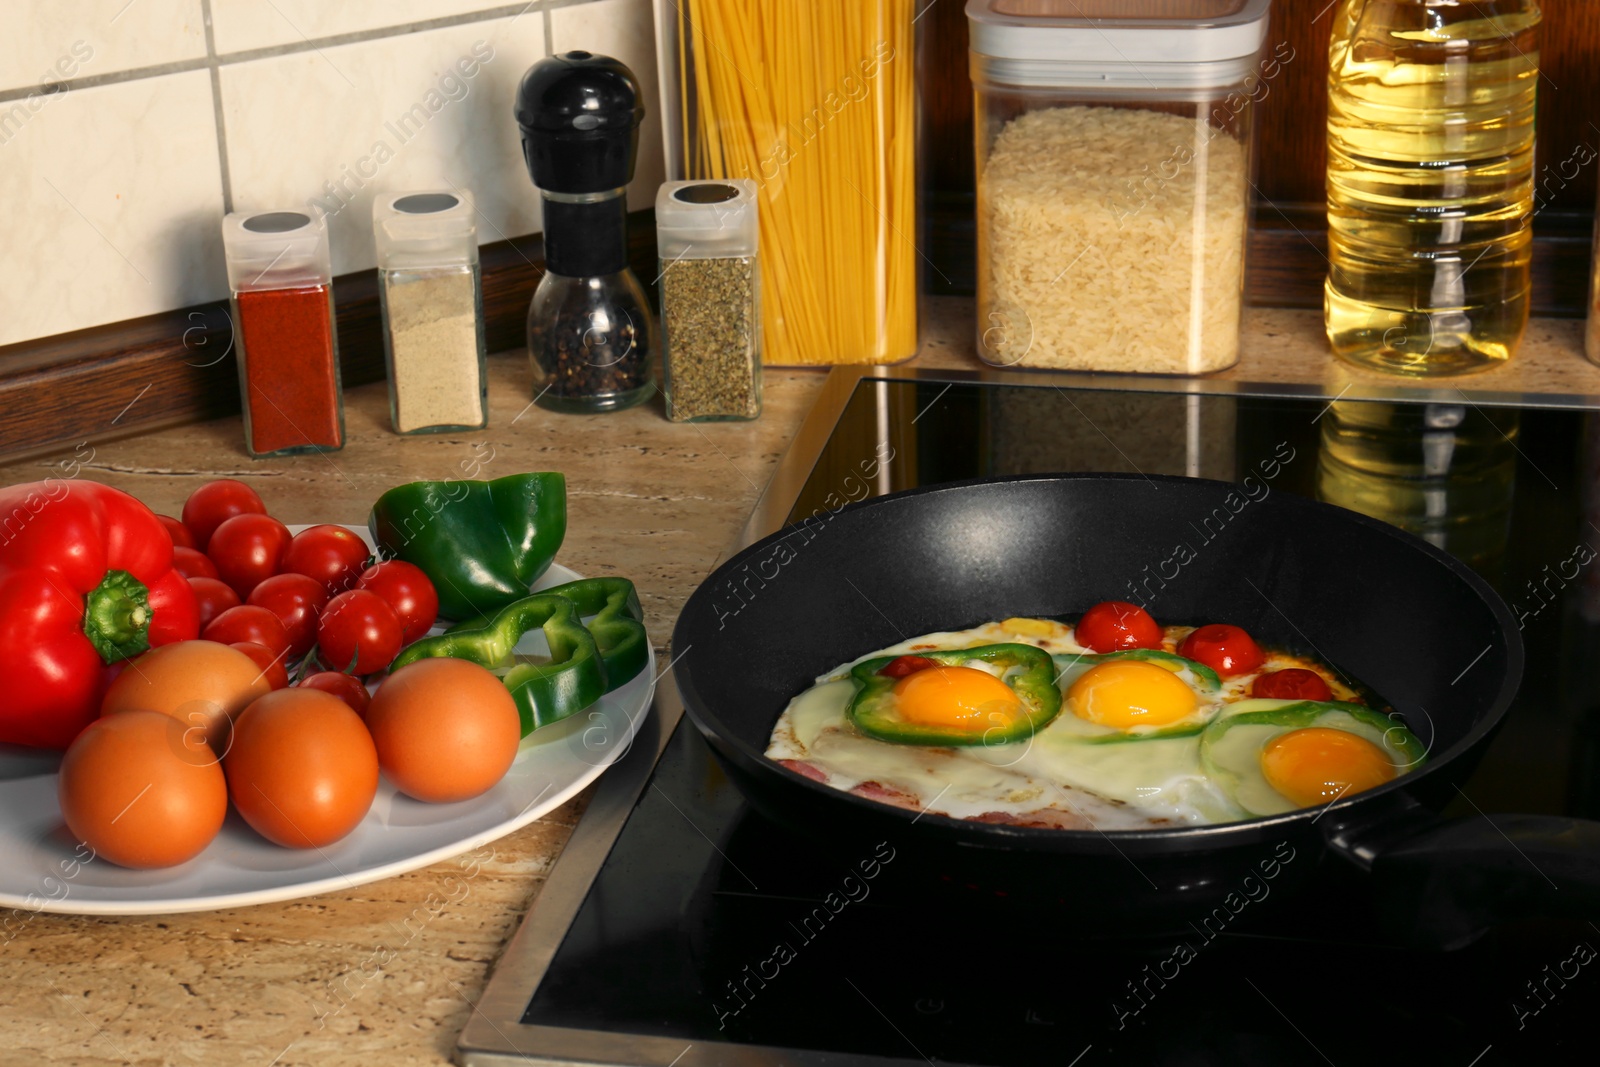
[369,472,567,622]
[847,643,1062,746]
[390,592,604,736]
[448,576,649,694]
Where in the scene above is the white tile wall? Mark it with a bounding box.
[221,16,548,275]
[0,70,225,347]
[4,0,667,350]
[2,2,207,93]
[550,0,664,212]
[209,0,522,57]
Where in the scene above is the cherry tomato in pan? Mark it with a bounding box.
[182,479,267,552]
[1075,601,1163,653]
[157,514,194,549]
[297,671,371,718]
[248,572,330,659]
[230,641,290,690]
[1178,624,1265,678]
[203,605,291,659]
[208,513,292,599]
[186,577,241,632]
[356,560,439,644]
[283,525,371,596]
[318,590,402,675]
[1251,668,1334,702]
[877,655,939,679]
[171,546,219,581]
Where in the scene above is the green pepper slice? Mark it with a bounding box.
[538,577,649,692]
[390,592,605,736]
[1051,648,1222,693]
[369,472,567,621]
[847,643,1062,746]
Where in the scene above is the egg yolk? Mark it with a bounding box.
[1260,727,1395,808]
[1068,660,1197,729]
[892,666,1023,730]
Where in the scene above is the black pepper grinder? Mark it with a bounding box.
[515,51,656,413]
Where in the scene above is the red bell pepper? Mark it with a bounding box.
[0,480,199,748]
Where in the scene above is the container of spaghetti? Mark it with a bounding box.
[968,0,1271,375]
[654,0,918,366]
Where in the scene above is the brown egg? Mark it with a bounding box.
[365,659,521,803]
[59,709,228,869]
[101,640,273,751]
[225,689,379,849]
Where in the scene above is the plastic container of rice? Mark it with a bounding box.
[967,0,1272,375]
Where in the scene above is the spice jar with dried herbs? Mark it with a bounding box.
[656,180,761,422]
[221,210,344,458]
[374,191,488,434]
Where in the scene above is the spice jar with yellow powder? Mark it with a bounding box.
[373,191,488,434]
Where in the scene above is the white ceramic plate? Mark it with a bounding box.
[0,543,654,916]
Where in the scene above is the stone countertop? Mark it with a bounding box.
[2,296,1597,1067]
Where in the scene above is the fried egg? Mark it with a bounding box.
[764,618,1418,831]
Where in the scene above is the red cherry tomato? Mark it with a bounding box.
[877,655,939,679]
[356,560,439,644]
[172,546,219,581]
[1251,668,1334,702]
[248,573,330,659]
[231,641,289,690]
[208,513,292,599]
[284,525,371,595]
[203,605,291,658]
[1178,624,1265,678]
[182,479,267,552]
[298,671,371,718]
[1075,601,1163,652]
[318,590,402,675]
[186,577,241,632]
[157,514,194,549]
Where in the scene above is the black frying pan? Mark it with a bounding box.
[673,475,1600,948]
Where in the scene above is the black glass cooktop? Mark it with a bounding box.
[515,381,1600,1066]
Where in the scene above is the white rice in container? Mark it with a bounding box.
[978,106,1248,374]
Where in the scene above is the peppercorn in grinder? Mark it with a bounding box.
[514,51,656,413]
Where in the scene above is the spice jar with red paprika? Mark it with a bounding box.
[221,210,345,457]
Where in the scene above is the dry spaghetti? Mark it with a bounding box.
[676,0,918,366]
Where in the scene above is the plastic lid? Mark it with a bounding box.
[221,209,332,291]
[514,51,643,194]
[372,190,478,269]
[967,0,1270,86]
[655,180,758,260]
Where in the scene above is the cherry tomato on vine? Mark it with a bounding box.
[248,572,330,658]
[203,605,291,658]
[230,641,290,690]
[284,525,371,595]
[1075,601,1163,652]
[157,514,194,549]
[186,577,241,632]
[1178,624,1265,678]
[356,560,439,644]
[172,546,219,581]
[317,590,402,675]
[208,513,292,599]
[182,479,267,551]
[298,671,371,718]
[1252,668,1333,702]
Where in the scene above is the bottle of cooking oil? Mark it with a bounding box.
[1325,0,1541,376]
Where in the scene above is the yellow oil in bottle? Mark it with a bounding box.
[1325,0,1540,376]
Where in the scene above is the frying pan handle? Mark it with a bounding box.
[1334,811,1600,950]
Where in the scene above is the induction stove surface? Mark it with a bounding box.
[460,372,1600,1067]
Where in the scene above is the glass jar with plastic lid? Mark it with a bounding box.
[968,0,1273,375]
